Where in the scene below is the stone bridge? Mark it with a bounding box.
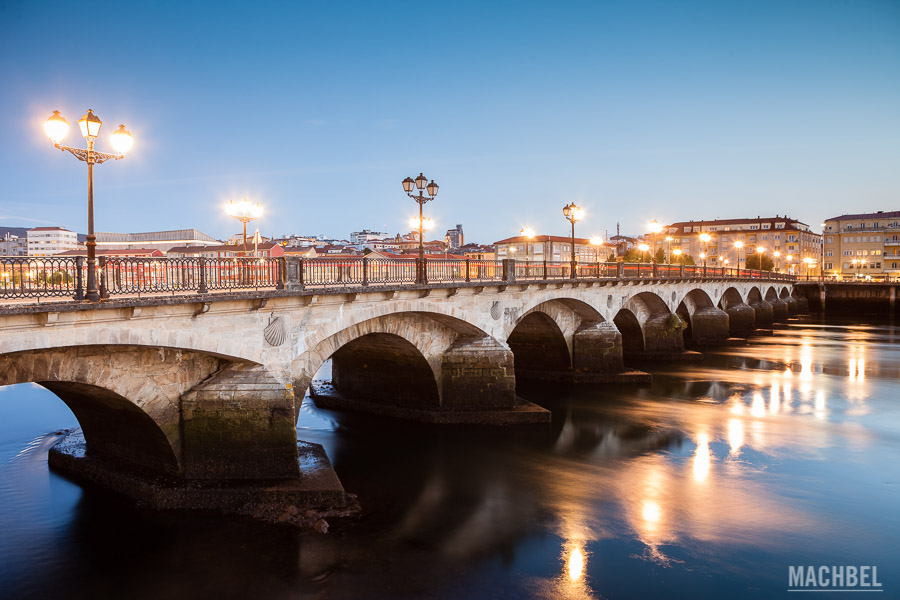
[0,276,802,519]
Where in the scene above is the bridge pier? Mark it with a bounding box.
[688,307,731,345]
[724,302,756,335]
[769,298,789,322]
[180,363,299,479]
[784,296,799,316]
[752,300,774,326]
[572,321,624,374]
[626,314,688,360]
[794,295,810,314]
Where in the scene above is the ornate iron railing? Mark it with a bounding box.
[0,255,795,302]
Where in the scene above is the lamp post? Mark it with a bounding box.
[773,250,780,273]
[673,248,683,264]
[803,257,814,279]
[225,198,263,256]
[403,173,439,284]
[734,240,744,272]
[786,254,794,275]
[755,246,766,271]
[521,227,535,262]
[638,243,650,263]
[648,220,662,263]
[590,236,603,262]
[44,109,134,301]
[562,202,583,279]
[664,236,673,263]
[699,233,711,267]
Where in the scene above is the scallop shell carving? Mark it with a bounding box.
[490,301,501,320]
[264,316,287,347]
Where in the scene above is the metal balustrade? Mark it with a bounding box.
[0,256,796,302]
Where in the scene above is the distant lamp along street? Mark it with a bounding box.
[44,109,134,301]
[225,198,263,256]
[562,202,584,279]
[403,173,439,283]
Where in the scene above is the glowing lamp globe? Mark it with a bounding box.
[44,111,69,144]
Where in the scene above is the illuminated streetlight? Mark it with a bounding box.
[402,173,439,283]
[226,198,263,256]
[755,245,766,271]
[562,203,584,279]
[521,227,536,261]
[734,240,744,270]
[648,220,662,263]
[773,250,781,272]
[673,248,683,265]
[590,236,603,262]
[44,109,134,301]
[699,233,711,267]
[638,242,650,263]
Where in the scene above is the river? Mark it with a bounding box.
[1,318,898,599]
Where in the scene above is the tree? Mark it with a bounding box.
[622,248,650,263]
[362,248,372,255]
[745,254,774,270]
[654,248,667,264]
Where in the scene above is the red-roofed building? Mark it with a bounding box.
[54,248,164,258]
[493,235,612,263]
[165,243,284,259]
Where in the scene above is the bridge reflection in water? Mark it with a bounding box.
[1,320,898,598]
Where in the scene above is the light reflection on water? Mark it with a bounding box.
[0,319,899,599]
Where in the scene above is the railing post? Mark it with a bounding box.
[543,259,548,280]
[276,256,285,290]
[502,258,516,283]
[74,256,84,301]
[421,257,428,285]
[198,257,208,294]
[362,255,369,287]
[285,256,304,291]
[465,258,471,282]
[652,263,658,278]
[98,256,109,299]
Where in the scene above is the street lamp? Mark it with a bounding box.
[664,236,673,264]
[225,198,263,256]
[590,236,603,262]
[648,220,662,263]
[699,233,711,267]
[562,202,583,279]
[803,257,814,279]
[673,248,683,265]
[734,241,744,271]
[638,243,650,263]
[755,246,766,271]
[403,173,438,283]
[521,226,535,261]
[786,254,794,275]
[820,222,826,279]
[44,109,134,301]
[773,250,780,272]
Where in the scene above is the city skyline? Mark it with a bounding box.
[2,1,899,244]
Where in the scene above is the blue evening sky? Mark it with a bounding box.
[1,0,898,244]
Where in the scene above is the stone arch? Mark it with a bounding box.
[719,287,745,310]
[764,286,779,302]
[613,308,645,354]
[506,311,572,376]
[613,291,684,359]
[506,298,606,359]
[747,287,764,305]
[676,289,729,345]
[330,332,441,408]
[0,346,225,474]
[293,312,509,410]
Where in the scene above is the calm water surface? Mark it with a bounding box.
[1,319,898,599]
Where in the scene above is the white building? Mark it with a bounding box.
[1,232,28,256]
[27,227,80,256]
[350,229,391,244]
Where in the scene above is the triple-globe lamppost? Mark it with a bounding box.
[402,173,439,284]
[562,202,584,279]
[44,109,134,302]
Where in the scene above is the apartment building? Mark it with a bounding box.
[660,216,821,273]
[26,227,81,256]
[493,235,614,263]
[823,210,900,279]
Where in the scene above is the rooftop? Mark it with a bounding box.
[666,216,807,229]
[825,210,900,221]
[96,229,220,244]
